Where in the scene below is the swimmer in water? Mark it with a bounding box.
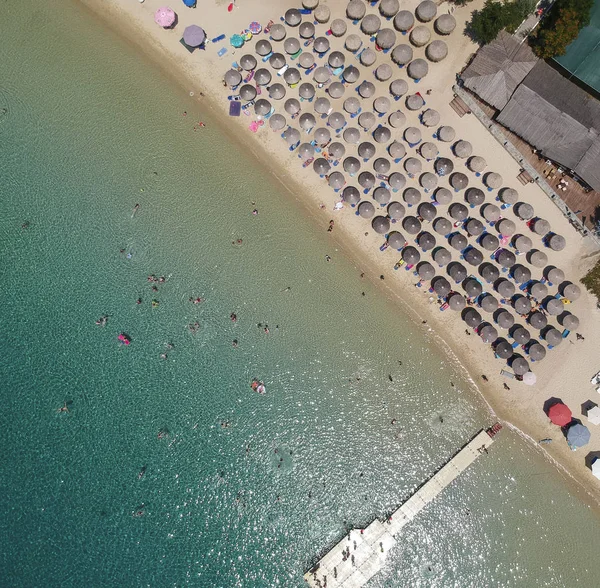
[230,312,237,322]
[131,203,140,218]
[232,339,238,348]
[57,402,69,414]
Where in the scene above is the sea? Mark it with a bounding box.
[1,1,599,587]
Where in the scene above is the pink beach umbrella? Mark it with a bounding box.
[155,7,176,28]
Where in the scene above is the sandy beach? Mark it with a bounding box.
[79,0,600,509]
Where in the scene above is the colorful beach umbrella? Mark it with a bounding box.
[183,25,206,47]
[248,21,262,35]
[155,7,176,28]
[230,34,245,48]
[548,403,572,427]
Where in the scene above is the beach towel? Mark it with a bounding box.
[229,101,241,117]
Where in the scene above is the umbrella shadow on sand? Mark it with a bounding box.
[543,397,564,415]
[581,400,597,417]
[585,450,600,469]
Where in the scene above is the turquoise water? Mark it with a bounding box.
[1,1,599,586]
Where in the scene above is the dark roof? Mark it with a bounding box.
[461,31,537,110]
[497,61,600,190]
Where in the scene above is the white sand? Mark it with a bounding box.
[80,0,600,507]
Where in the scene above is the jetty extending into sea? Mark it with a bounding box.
[304,423,503,587]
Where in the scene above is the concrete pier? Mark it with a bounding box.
[303,424,502,587]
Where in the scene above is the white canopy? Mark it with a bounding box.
[588,406,600,425]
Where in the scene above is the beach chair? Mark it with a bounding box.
[562,329,570,338]
[262,52,273,62]
[277,64,289,76]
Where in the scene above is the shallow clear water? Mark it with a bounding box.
[0,1,599,586]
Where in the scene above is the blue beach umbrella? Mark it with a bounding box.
[182,0,196,6]
[566,423,590,450]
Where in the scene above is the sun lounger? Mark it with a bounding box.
[212,34,226,43]
[262,52,273,62]
[561,329,570,338]
[500,369,515,379]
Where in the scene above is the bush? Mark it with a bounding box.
[469,0,537,44]
[582,258,600,302]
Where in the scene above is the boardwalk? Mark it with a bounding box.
[303,425,502,587]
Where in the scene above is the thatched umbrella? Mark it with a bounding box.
[418,231,436,251]
[532,218,550,236]
[391,44,413,66]
[328,51,345,69]
[433,276,451,297]
[314,4,331,23]
[269,24,286,41]
[388,231,407,250]
[328,111,347,131]
[463,307,483,328]
[283,67,301,85]
[497,218,516,236]
[511,265,531,285]
[435,14,457,35]
[380,0,400,17]
[361,14,381,35]
[549,234,566,251]
[466,218,485,237]
[374,158,391,174]
[358,201,376,218]
[421,109,440,127]
[402,246,421,265]
[299,112,316,131]
[225,69,243,87]
[344,156,361,175]
[434,187,453,205]
[480,262,500,283]
[544,327,562,347]
[404,157,422,176]
[255,39,273,57]
[282,127,301,146]
[463,278,483,298]
[358,141,376,160]
[284,38,301,55]
[425,41,448,63]
[315,96,331,115]
[410,25,431,47]
[404,126,422,145]
[499,187,518,205]
[403,215,422,235]
[545,267,565,284]
[299,22,316,39]
[451,173,469,192]
[284,98,300,115]
[481,203,501,223]
[374,186,391,205]
[342,186,361,206]
[406,93,425,111]
[374,126,392,144]
[437,126,456,142]
[313,37,330,54]
[374,96,391,114]
[480,294,499,313]
[418,201,437,221]
[375,64,393,82]
[360,48,377,67]
[528,342,546,362]
[313,157,331,176]
[358,81,376,98]
[495,278,515,298]
[314,127,331,145]
[330,19,347,38]
[388,111,407,129]
[484,172,503,190]
[448,262,467,283]
[463,246,484,267]
[343,127,361,144]
[347,0,366,21]
[269,113,286,131]
[454,140,473,158]
[449,203,468,221]
[420,173,438,192]
[358,171,376,189]
[480,232,499,251]
[389,141,406,160]
[560,313,579,330]
[394,10,415,32]
[302,0,319,8]
[511,326,531,346]
[513,234,532,253]
[328,82,346,99]
[545,298,564,316]
[515,202,534,220]
[432,246,452,267]
[496,338,517,359]
[345,34,363,53]
[390,78,409,98]
[530,281,548,299]
[270,52,287,69]
[285,8,302,27]
[403,187,422,206]
[299,82,316,100]
[298,142,315,160]
[329,171,346,191]
[254,98,272,116]
[239,84,257,101]
[420,143,439,161]
[255,68,272,86]
[342,65,361,84]
[495,309,515,330]
[388,172,406,192]
[388,201,406,219]
[528,250,548,268]
[342,97,360,116]
[328,143,345,161]
[376,28,397,50]
[434,158,454,177]
[468,156,487,174]
[448,292,466,311]
[313,66,331,85]
[269,83,286,100]
[417,261,436,280]
[433,216,453,235]
[416,1,437,22]
[496,249,516,268]
[479,323,498,343]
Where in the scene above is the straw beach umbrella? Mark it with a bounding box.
[495,278,515,298]
[464,247,484,267]
[403,216,422,235]
[560,313,579,330]
[299,83,315,100]
[408,59,429,80]
[433,216,452,235]
[402,246,421,265]
[549,234,566,251]
[463,278,483,299]
[380,0,400,18]
[315,96,331,116]
[528,342,546,361]
[347,0,366,21]
[418,202,437,221]
[404,158,422,176]
[425,41,448,62]
[314,66,331,85]
[479,263,499,283]
[328,143,345,160]
[358,171,376,190]
[225,69,242,88]
[545,267,565,284]
[528,311,547,330]
[282,127,301,146]
[496,249,516,268]
[285,8,302,27]
[513,296,532,316]
[499,187,518,205]
[299,22,316,39]
[358,141,376,160]
[284,98,300,115]
[345,34,363,53]
[327,82,345,99]
[269,24,286,41]
[328,112,346,131]
[358,81,376,99]
[342,65,360,84]
[330,19,347,38]
[434,158,453,177]
[431,246,450,267]
[361,14,381,35]
[299,112,316,131]
[394,10,415,32]
[437,126,455,142]
[530,282,548,299]
[451,173,469,192]
[240,54,257,71]
[269,114,286,131]
[511,356,529,376]
[410,26,431,47]
[433,276,451,297]
[404,127,422,145]
[390,79,409,99]
[284,38,301,55]
[388,172,406,191]
[374,97,391,115]
[448,292,466,311]
[466,218,485,237]
[479,323,498,343]
[420,173,438,192]
[155,7,176,28]
[463,307,482,328]
[388,111,407,129]
[374,126,392,144]
[480,232,499,251]
[403,187,422,206]
[343,127,361,144]
[515,202,535,220]
[360,48,377,67]
[454,140,473,158]
[359,201,376,218]
[481,204,501,223]
[270,53,286,69]
[497,218,516,236]
[392,44,413,66]
[302,0,319,8]
[468,156,487,174]
[561,283,581,300]
[328,51,345,69]
[372,216,391,234]
[406,94,425,110]
[544,327,562,347]
[342,186,361,206]
[314,127,331,145]
[374,186,391,205]
[269,83,286,100]
[388,201,406,220]
[254,99,272,116]
[388,231,407,250]
[374,158,391,174]
[313,158,331,176]
[314,4,331,23]
[528,250,548,268]
[255,68,272,86]
[376,29,397,50]
[375,64,393,82]
[255,39,272,56]
[298,142,315,160]
[313,37,330,54]
[546,298,564,316]
[344,156,361,175]
[421,109,440,127]
[484,172,503,190]
[449,203,468,221]
[420,143,439,162]
[328,172,346,191]
[511,325,531,345]
[494,339,513,358]
[435,14,456,35]
[417,261,435,280]
[513,234,532,253]
[511,265,531,284]
[239,84,257,102]
[416,1,437,22]
[448,262,467,283]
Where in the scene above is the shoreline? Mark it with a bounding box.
[78,0,600,512]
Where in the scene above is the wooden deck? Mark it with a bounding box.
[472,95,600,231]
[303,425,501,587]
